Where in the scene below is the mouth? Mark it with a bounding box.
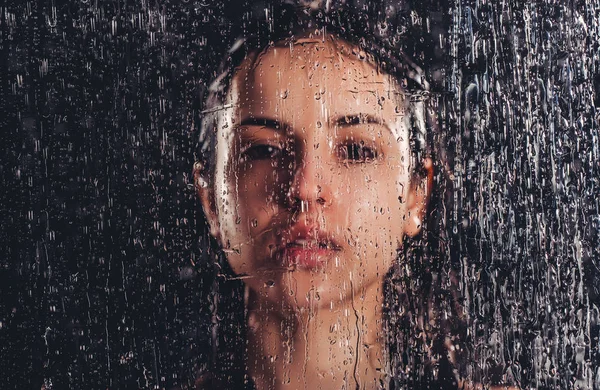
[287,238,342,251]
[277,238,342,270]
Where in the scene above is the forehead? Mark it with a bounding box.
[228,37,406,121]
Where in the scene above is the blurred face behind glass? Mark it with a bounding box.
[199,35,426,312]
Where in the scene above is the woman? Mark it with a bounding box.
[192,3,510,389]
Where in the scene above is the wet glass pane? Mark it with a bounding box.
[2,1,599,389]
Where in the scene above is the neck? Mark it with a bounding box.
[246,279,387,390]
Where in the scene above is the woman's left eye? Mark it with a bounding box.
[338,142,379,163]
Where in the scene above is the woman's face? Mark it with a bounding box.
[199,37,428,311]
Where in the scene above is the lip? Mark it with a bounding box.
[275,224,342,270]
[280,246,336,269]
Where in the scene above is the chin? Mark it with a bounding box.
[253,267,381,313]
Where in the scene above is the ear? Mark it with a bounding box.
[193,161,221,240]
[404,158,434,237]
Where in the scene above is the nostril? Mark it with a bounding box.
[316,197,326,205]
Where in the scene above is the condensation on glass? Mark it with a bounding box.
[2,1,599,389]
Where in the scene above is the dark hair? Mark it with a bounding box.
[193,2,462,388]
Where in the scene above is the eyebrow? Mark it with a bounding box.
[333,113,385,126]
[237,114,392,135]
[332,114,392,135]
[238,117,288,133]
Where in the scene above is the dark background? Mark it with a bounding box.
[1,0,599,389]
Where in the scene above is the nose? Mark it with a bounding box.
[286,147,334,212]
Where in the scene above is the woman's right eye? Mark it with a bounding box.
[240,144,282,161]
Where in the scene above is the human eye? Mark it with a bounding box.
[240,143,283,162]
[337,140,379,164]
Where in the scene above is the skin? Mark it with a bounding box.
[201,36,429,313]
[195,35,518,390]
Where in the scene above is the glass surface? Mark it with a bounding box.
[1,1,599,389]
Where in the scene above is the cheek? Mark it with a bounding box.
[215,162,289,271]
[339,170,408,260]
[217,173,270,240]
[230,162,290,219]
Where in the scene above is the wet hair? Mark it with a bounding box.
[192,2,462,388]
